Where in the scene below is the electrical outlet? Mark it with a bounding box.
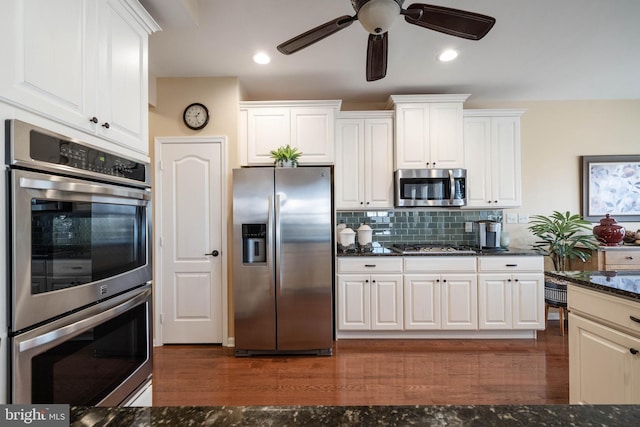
[506,213,517,224]
[465,222,473,232]
[518,213,529,224]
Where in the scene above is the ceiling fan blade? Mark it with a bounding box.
[404,4,496,40]
[277,15,355,55]
[366,33,388,82]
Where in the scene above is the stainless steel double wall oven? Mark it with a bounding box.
[5,120,152,406]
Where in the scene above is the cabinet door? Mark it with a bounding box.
[291,107,335,164]
[569,313,640,404]
[429,103,464,169]
[441,274,478,330]
[0,0,94,129]
[512,273,544,329]
[335,119,365,209]
[337,274,370,330]
[246,108,291,164]
[96,0,150,153]
[463,117,493,207]
[370,274,403,330]
[394,104,429,169]
[364,118,394,209]
[404,274,441,330]
[478,274,512,329]
[490,117,521,207]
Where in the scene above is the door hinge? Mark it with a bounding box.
[159,160,164,171]
[160,314,163,324]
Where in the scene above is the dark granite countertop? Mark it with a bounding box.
[337,246,540,257]
[546,270,640,302]
[70,405,640,426]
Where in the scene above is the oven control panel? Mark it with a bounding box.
[29,129,146,183]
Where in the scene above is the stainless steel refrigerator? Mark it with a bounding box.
[232,167,333,356]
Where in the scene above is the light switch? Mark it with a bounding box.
[465,222,473,232]
[507,213,517,224]
[518,213,529,224]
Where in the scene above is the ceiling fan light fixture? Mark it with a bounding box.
[253,52,271,65]
[358,0,401,34]
[438,49,458,62]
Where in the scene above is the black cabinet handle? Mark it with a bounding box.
[505,264,518,267]
[626,256,634,260]
[89,116,98,123]
[631,348,639,355]
[364,264,376,268]
[102,122,110,129]
[630,315,640,324]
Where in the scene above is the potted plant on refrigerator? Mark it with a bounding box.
[527,210,599,335]
[270,145,302,167]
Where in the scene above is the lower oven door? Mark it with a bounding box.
[11,285,152,406]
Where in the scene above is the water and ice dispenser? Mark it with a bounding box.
[242,224,266,264]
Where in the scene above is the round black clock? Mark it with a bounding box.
[183,102,210,130]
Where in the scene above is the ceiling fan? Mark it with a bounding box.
[277,0,496,81]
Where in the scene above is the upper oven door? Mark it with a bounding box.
[9,168,152,332]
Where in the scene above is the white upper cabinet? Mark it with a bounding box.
[335,111,394,210]
[463,109,525,208]
[0,0,159,155]
[240,100,341,166]
[387,94,468,170]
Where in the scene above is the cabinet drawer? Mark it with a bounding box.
[404,256,476,273]
[605,250,640,267]
[568,286,640,337]
[477,256,543,272]
[337,257,403,273]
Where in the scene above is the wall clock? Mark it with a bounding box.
[183,102,210,130]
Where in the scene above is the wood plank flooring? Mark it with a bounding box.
[152,321,568,406]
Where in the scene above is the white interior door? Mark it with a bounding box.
[156,137,226,344]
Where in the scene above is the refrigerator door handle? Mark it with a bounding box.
[274,193,282,294]
[267,195,275,296]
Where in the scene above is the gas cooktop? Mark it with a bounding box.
[389,243,476,254]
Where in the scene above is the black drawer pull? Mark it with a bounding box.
[364,264,376,268]
[630,315,640,324]
[626,256,634,260]
[505,264,518,267]
[631,348,639,355]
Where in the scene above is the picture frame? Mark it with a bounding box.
[581,155,640,222]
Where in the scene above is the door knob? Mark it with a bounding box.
[204,250,219,257]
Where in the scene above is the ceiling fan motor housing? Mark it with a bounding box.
[353,0,404,34]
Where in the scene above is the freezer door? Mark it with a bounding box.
[232,168,276,350]
[275,167,333,351]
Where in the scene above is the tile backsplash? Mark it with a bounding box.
[336,209,503,246]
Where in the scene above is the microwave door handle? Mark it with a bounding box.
[19,177,150,201]
[448,169,455,204]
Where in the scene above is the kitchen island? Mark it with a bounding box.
[70,405,640,426]
[547,270,640,404]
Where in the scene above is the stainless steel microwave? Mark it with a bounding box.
[394,168,467,207]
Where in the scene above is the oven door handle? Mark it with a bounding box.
[19,177,151,201]
[18,287,151,353]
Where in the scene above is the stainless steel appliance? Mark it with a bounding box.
[390,243,476,254]
[232,167,333,356]
[476,220,502,249]
[394,168,467,207]
[5,119,152,405]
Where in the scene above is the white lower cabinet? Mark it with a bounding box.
[477,257,544,330]
[568,286,640,404]
[336,255,544,338]
[404,257,477,330]
[337,258,403,331]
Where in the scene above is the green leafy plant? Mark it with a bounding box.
[527,210,599,271]
[269,145,302,166]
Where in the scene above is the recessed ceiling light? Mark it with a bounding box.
[438,49,458,62]
[253,52,271,65]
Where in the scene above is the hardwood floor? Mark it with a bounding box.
[152,321,568,406]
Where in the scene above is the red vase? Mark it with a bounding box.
[593,214,625,246]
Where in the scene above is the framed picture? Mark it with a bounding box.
[581,155,640,222]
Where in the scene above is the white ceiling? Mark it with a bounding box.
[141,0,640,104]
